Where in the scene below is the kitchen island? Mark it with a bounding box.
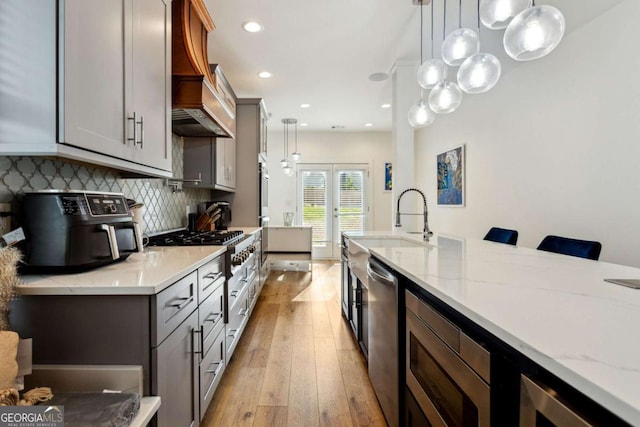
[346,231,640,426]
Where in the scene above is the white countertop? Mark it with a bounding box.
[347,231,640,425]
[17,246,226,296]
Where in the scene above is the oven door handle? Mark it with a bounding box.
[367,258,396,286]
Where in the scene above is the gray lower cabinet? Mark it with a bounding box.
[153,310,199,427]
[11,254,228,427]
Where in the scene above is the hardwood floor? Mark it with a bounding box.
[201,262,387,427]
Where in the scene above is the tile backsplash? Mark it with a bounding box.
[0,135,211,234]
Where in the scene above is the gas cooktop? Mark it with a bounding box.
[147,229,244,246]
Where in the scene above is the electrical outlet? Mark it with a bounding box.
[0,203,11,235]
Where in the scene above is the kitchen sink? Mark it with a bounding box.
[350,237,429,249]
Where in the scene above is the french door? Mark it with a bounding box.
[298,164,369,259]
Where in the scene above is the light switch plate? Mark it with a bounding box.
[0,203,11,234]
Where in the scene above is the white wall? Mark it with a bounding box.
[267,130,393,231]
[415,0,640,267]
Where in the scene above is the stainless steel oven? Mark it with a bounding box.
[405,290,491,426]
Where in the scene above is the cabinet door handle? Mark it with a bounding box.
[202,272,224,291]
[127,112,137,145]
[239,308,248,317]
[136,115,144,148]
[205,360,224,376]
[169,296,193,310]
[205,312,223,324]
[192,326,204,356]
[204,272,223,281]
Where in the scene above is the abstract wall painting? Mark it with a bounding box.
[437,145,465,206]
[384,162,392,191]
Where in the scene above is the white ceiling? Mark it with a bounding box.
[205,0,625,132]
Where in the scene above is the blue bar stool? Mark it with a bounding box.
[483,227,519,245]
[536,235,602,260]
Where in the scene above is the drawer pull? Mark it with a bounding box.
[205,313,223,324]
[169,296,194,310]
[227,329,237,339]
[202,273,224,291]
[204,271,223,280]
[205,361,224,377]
[239,308,248,317]
[230,290,239,297]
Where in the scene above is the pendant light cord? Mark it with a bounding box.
[458,0,462,29]
[294,122,298,153]
[443,0,446,39]
[420,0,423,65]
[430,0,434,58]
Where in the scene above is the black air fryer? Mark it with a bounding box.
[19,191,144,273]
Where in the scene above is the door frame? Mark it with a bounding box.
[297,163,371,259]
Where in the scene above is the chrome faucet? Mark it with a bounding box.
[395,188,433,241]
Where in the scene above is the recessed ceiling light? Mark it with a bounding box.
[258,71,272,78]
[300,123,308,127]
[365,123,373,127]
[381,103,391,109]
[368,72,389,82]
[242,21,263,33]
[300,103,310,108]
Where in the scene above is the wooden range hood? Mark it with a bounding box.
[172,0,236,138]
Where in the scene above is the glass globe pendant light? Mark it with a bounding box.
[441,0,479,66]
[428,81,462,114]
[408,96,435,128]
[417,0,446,89]
[457,0,502,94]
[479,0,529,30]
[458,53,501,94]
[503,1,565,61]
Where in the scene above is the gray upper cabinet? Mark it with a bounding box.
[0,0,171,178]
[183,136,236,191]
[215,138,236,191]
[232,99,268,225]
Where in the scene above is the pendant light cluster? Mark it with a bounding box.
[409,0,565,128]
[280,118,301,177]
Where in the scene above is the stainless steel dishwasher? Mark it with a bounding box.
[367,256,399,427]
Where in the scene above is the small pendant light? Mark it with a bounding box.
[429,0,462,114]
[428,81,463,114]
[458,53,501,94]
[503,1,565,61]
[281,118,298,175]
[417,0,446,90]
[409,1,436,128]
[408,97,435,128]
[441,0,480,66]
[479,0,529,30]
[458,0,502,94]
[290,120,301,162]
